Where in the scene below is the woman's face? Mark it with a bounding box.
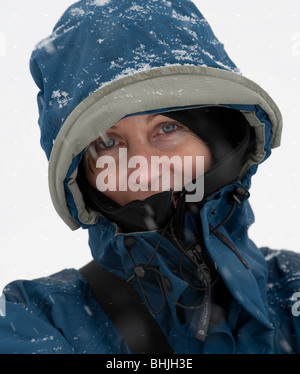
[84,114,212,206]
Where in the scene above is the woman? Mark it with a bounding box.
[1,0,300,354]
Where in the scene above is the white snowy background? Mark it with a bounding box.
[0,0,300,291]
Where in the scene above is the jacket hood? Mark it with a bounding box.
[30,0,282,230]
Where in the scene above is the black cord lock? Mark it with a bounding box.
[135,266,146,278]
[229,186,250,205]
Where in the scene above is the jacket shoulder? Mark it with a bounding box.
[0,269,85,354]
[261,247,300,287]
[1,269,123,354]
[261,247,300,353]
[3,268,88,308]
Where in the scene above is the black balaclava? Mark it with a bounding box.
[165,106,256,198]
[76,106,255,233]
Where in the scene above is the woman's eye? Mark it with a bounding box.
[160,123,177,134]
[97,136,116,149]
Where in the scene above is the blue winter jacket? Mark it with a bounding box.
[1,0,300,354]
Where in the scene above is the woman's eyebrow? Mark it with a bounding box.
[147,114,159,121]
[109,123,120,130]
[110,114,159,130]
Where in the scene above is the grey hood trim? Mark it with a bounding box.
[48,65,282,229]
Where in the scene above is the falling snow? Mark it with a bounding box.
[1,0,300,356]
[51,90,72,109]
[70,8,85,16]
[90,0,111,6]
[171,9,198,24]
[31,336,54,343]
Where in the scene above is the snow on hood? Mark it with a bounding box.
[30,0,282,229]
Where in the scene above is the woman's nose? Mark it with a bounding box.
[126,141,156,189]
[127,139,153,160]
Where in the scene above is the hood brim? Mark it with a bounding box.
[48,64,282,230]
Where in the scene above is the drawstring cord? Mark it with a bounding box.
[126,223,170,314]
[125,216,217,341]
[209,186,250,269]
[126,221,214,314]
[125,186,250,341]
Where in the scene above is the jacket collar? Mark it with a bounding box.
[88,181,273,332]
[201,184,273,330]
